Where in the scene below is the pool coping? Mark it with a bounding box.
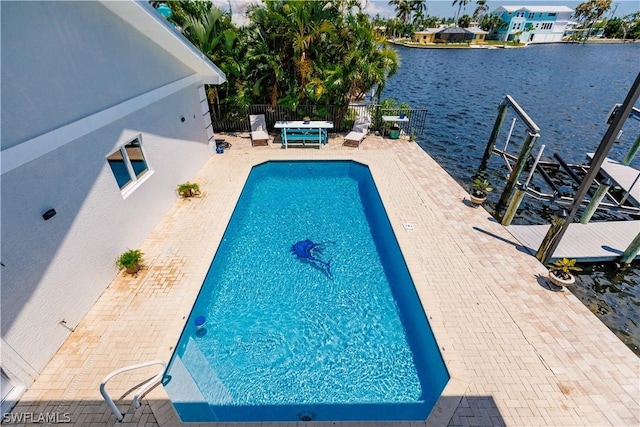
[142,155,471,426]
[13,132,639,427]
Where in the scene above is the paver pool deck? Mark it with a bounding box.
[11,133,639,427]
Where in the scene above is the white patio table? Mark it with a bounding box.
[274,121,334,148]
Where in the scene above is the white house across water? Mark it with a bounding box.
[0,0,225,408]
[493,5,574,43]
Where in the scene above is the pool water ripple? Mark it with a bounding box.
[164,161,449,421]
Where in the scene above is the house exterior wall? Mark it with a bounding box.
[494,7,573,43]
[413,32,436,44]
[471,33,486,44]
[1,1,220,383]
[1,81,213,376]
[1,1,193,150]
[413,30,486,44]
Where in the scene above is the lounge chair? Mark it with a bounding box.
[343,115,371,147]
[249,114,270,146]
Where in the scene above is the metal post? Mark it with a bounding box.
[579,178,612,223]
[539,72,640,266]
[536,209,568,263]
[494,130,539,220]
[502,145,545,226]
[503,118,517,151]
[623,134,640,166]
[502,183,527,226]
[480,100,509,168]
[619,232,640,265]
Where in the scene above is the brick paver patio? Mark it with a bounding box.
[8,132,639,426]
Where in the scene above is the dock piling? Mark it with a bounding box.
[619,232,640,265]
[502,144,546,226]
[623,134,640,166]
[579,178,612,224]
[494,130,539,220]
[537,71,640,266]
[480,100,509,170]
[502,183,527,226]
[535,209,568,263]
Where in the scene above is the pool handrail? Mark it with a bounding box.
[99,359,166,422]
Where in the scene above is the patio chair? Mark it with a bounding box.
[249,114,270,146]
[343,115,371,147]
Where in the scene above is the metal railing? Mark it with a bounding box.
[211,104,428,136]
[99,360,166,422]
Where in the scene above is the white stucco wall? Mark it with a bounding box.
[1,82,213,374]
[0,1,193,150]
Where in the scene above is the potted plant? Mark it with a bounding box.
[470,178,493,205]
[116,249,144,274]
[177,182,200,198]
[548,258,582,287]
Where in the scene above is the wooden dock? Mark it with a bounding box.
[587,154,640,207]
[507,220,640,262]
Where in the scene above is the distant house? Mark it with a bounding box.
[1,0,225,403]
[413,28,441,44]
[493,5,574,43]
[413,27,488,44]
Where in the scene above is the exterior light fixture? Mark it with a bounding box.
[42,209,56,220]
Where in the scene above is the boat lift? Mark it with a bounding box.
[478,73,640,266]
[480,97,640,223]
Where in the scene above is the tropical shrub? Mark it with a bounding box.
[177,182,201,198]
[549,258,583,280]
[116,249,144,273]
[471,178,493,197]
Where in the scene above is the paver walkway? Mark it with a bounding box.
[9,132,639,427]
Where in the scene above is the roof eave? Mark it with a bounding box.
[101,0,226,85]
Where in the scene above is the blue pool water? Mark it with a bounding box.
[163,161,449,422]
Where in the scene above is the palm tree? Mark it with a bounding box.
[458,14,472,28]
[284,1,335,92]
[480,13,507,38]
[389,0,412,26]
[472,0,489,22]
[412,9,426,30]
[574,0,612,42]
[179,4,246,114]
[411,0,427,16]
[325,8,399,106]
[244,0,398,112]
[452,0,470,27]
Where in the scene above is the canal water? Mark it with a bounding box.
[381,43,640,355]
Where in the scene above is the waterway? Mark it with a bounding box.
[381,43,640,355]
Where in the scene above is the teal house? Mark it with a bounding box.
[493,5,574,43]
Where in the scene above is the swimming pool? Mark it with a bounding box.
[163,161,449,422]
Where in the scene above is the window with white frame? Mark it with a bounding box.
[107,137,150,191]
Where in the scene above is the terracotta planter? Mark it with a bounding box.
[548,271,575,287]
[125,264,141,274]
[469,193,487,205]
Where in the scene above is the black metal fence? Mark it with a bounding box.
[210,104,428,136]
